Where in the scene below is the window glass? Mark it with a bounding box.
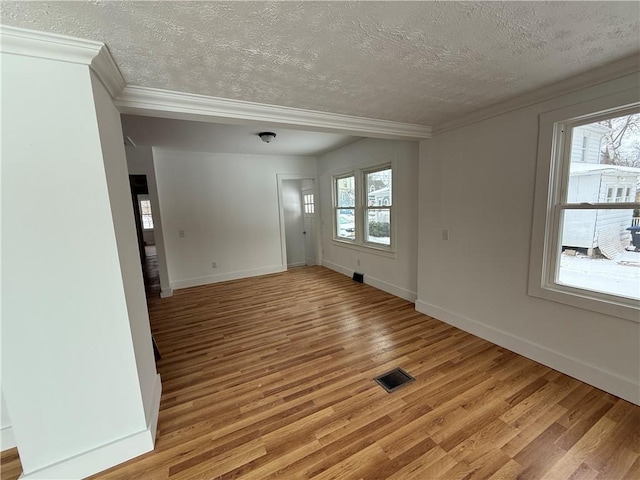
[333,167,393,249]
[557,113,640,301]
[337,176,355,208]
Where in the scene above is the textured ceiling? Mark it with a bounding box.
[2,1,639,126]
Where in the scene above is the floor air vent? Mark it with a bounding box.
[374,368,415,393]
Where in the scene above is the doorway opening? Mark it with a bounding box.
[278,175,319,270]
[129,175,160,298]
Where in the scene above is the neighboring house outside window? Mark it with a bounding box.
[529,94,640,322]
[333,165,393,250]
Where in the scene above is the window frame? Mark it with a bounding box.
[332,163,395,253]
[363,166,393,248]
[529,89,640,322]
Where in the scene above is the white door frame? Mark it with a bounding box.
[276,173,319,271]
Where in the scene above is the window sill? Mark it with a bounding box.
[528,282,640,323]
[332,239,397,258]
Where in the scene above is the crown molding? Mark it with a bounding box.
[0,25,125,97]
[90,46,126,98]
[433,54,640,135]
[115,86,431,140]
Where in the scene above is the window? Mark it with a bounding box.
[606,187,615,203]
[365,167,392,245]
[139,199,154,230]
[529,93,640,321]
[333,165,393,250]
[303,193,315,214]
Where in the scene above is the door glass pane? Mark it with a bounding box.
[140,200,154,229]
[365,209,390,245]
[558,208,639,300]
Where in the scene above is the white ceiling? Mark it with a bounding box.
[121,115,360,156]
[3,1,639,128]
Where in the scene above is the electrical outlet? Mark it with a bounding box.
[357,259,361,266]
[179,230,185,237]
[212,262,217,269]
[442,229,449,241]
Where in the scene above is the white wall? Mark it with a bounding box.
[91,73,161,431]
[416,73,640,404]
[0,393,15,451]
[283,180,306,267]
[1,53,158,477]
[318,138,419,301]
[126,146,171,296]
[153,149,317,289]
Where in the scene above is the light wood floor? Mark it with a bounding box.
[2,266,639,479]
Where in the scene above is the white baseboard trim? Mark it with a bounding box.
[1,424,16,451]
[20,425,155,480]
[415,300,640,405]
[20,375,162,479]
[160,287,173,298]
[171,265,284,290]
[145,374,162,442]
[322,260,417,303]
[287,261,306,268]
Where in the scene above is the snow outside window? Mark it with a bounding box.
[529,94,640,322]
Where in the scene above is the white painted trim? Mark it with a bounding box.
[90,46,126,98]
[115,85,431,140]
[287,262,306,268]
[0,25,125,98]
[160,288,173,298]
[171,265,284,290]
[145,374,162,442]
[0,25,102,64]
[322,260,417,303]
[433,55,640,135]
[20,429,153,479]
[1,425,16,452]
[17,373,161,478]
[415,300,640,406]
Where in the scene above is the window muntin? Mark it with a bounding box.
[551,109,640,303]
[332,165,393,250]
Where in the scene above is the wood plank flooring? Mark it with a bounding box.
[2,266,639,479]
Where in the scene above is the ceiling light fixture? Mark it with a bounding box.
[258,132,276,143]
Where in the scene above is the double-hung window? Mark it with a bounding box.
[333,165,393,250]
[529,91,639,321]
